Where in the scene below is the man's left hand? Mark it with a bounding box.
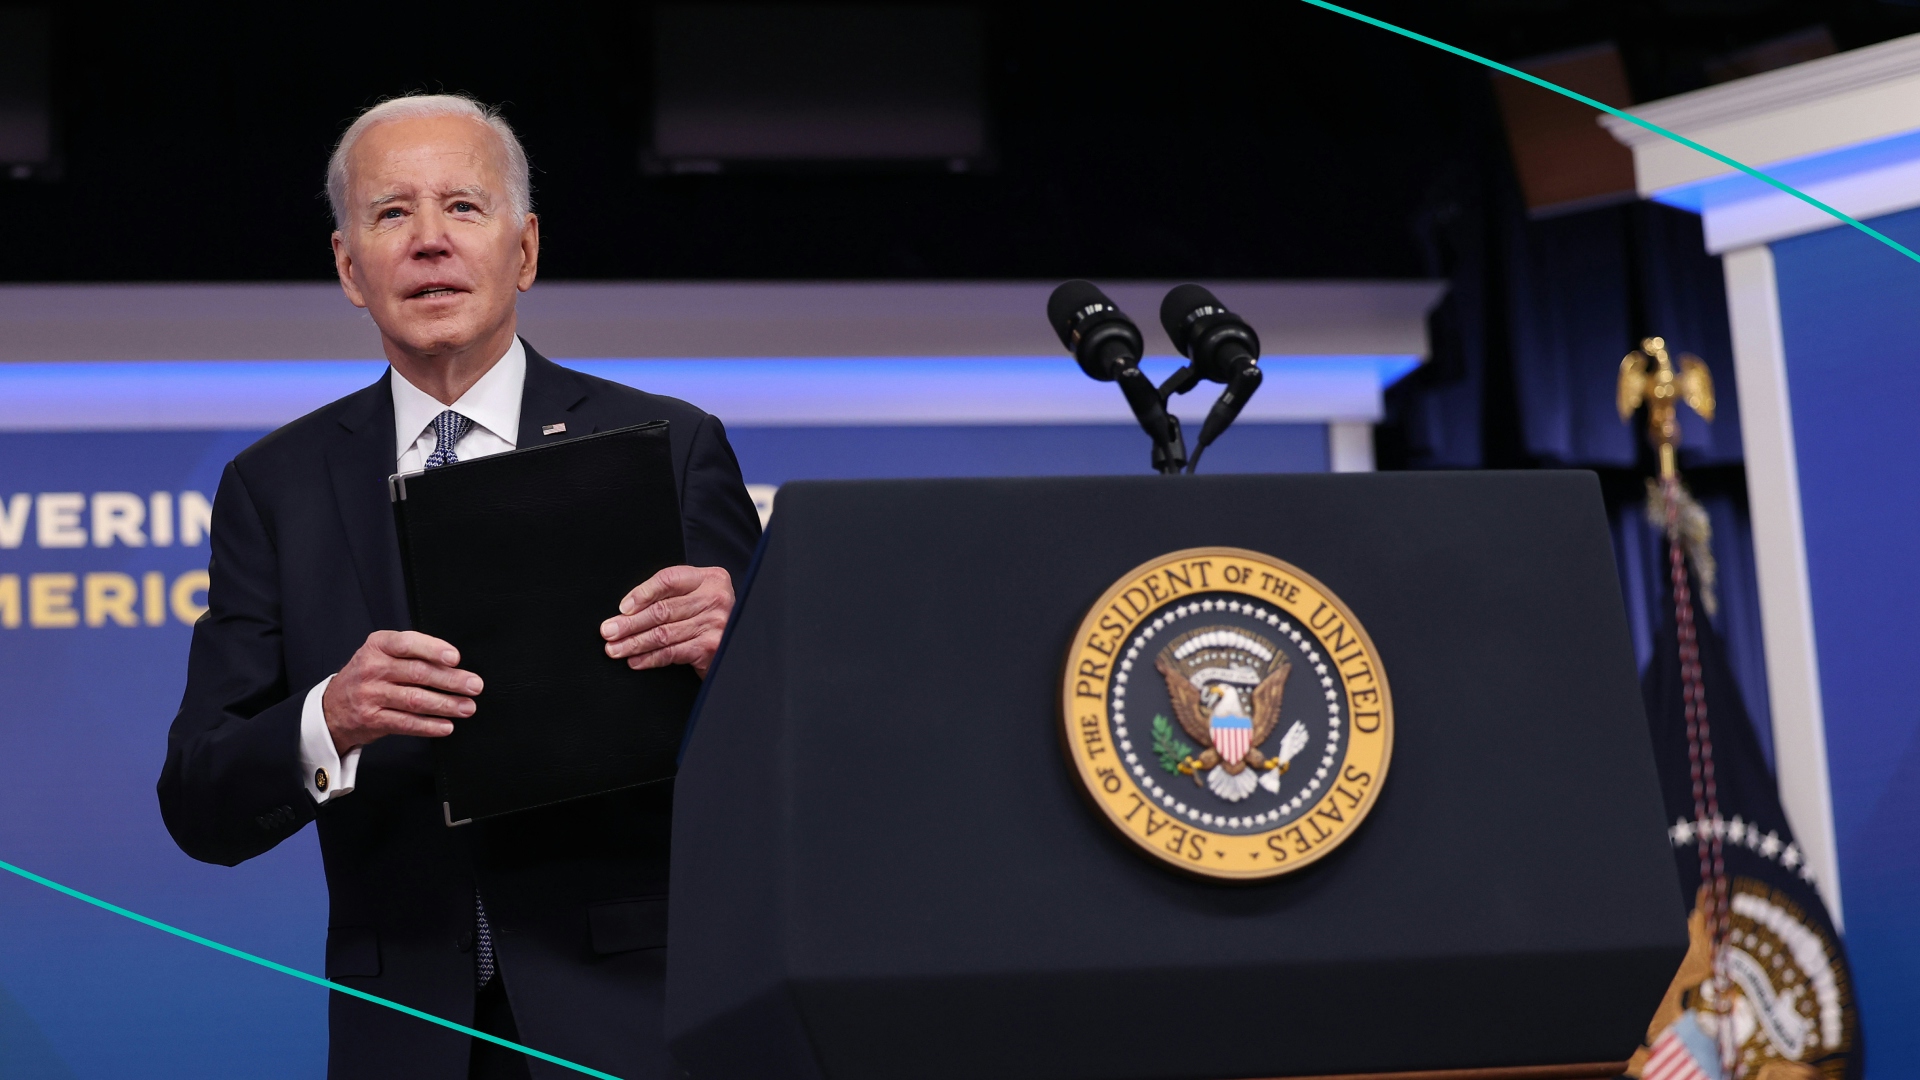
[601,565,735,677]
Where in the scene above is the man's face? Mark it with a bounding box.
[331,114,538,358]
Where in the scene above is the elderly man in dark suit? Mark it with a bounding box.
[157,93,761,1080]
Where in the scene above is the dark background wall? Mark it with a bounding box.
[3,0,1917,283]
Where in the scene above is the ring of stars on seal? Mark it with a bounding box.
[1061,547,1393,880]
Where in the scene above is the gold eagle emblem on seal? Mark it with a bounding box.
[1061,547,1393,880]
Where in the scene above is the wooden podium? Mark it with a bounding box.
[665,473,1683,1079]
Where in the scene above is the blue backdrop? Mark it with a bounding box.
[0,420,1326,1077]
[1772,205,1920,1076]
[0,431,326,1080]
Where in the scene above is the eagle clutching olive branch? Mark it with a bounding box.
[1156,651,1309,803]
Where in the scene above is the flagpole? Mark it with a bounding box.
[1621,337,1736,1076]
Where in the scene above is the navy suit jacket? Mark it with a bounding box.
[157,343,761,1080]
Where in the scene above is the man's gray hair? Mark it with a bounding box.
[326,93,532,230]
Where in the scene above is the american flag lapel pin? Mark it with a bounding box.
[541,423,567,435]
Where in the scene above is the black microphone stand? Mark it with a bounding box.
[1115,362,1186,475]
[1150,414,1187,475]
[1155,366,1199,473]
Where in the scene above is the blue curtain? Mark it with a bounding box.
[1609,482,1774,764]
[1385,157,1774,764]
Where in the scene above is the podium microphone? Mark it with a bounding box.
[1047,280,1187,474]
[1159,284,1262,473]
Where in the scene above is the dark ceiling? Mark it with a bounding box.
[3,0,1914,283]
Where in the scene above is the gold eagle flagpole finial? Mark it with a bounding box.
[1618,335,1721,615]
[1617,336,1716,479]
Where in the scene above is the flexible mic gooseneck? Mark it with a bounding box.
[1159,284,1263,473]
[1048,281,1187,474]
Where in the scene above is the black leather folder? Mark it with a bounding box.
[390,421,699,825]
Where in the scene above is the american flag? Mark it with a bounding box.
[1642,1028,1719,1080]
[1211,715,1252,765]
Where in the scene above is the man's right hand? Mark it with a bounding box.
[321,630,482,756]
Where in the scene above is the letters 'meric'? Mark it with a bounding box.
[0,571,209,630]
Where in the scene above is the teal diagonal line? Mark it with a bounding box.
[1295,0,1920,266]
[0,858,626,1080]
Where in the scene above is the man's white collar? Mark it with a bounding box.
[390,337,527,464]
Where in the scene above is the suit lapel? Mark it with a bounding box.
[325,372,411,631]
[323,344,590,632]
[516,340,596,446]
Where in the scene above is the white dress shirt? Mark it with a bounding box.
[299,338,527,804]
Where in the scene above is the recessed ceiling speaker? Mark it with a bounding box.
[648,5,987,174]
[0,8,52,180]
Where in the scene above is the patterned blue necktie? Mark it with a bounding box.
[422,410,495,989]
[423,409,472,470]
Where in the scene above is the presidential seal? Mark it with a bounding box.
[1061,547,1392,880]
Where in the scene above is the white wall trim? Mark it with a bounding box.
[1600,32,1920,192]
[1598,31,1920,251]
[1327,421,1375,473]
[1722,246,1844,926]
[1695,153,1920,253]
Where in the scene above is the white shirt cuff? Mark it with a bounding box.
[300,675,362,803]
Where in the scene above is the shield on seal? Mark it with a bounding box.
[1211,711,1253,765]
